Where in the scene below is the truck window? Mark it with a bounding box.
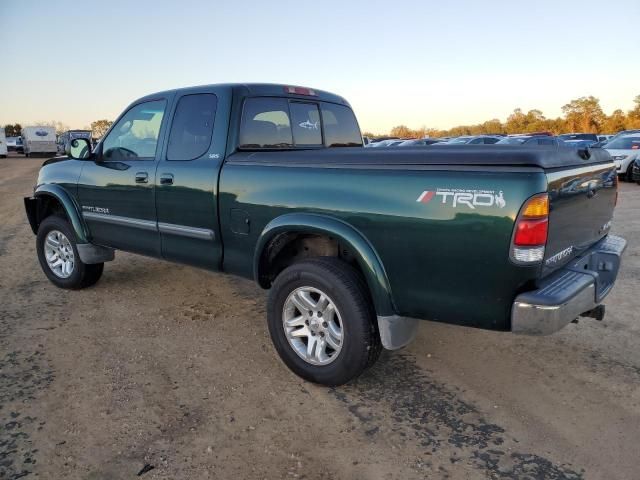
[102,100,166,161]
[167,94,218,161]
[290,102,322,147]
[239,98,293,149]
[320,103,362,147]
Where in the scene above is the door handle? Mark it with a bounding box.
[135,172,148,183]
[160,173,174,185]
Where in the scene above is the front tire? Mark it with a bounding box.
[36,216,104,289]
[267,257,382,386]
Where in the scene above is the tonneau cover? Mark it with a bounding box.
[233,145,612,170]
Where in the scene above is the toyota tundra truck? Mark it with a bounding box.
[24,83,626,385]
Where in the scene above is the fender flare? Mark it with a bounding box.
[253,212,396,317]
[29,184,89,243]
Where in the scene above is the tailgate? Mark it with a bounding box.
[542,162,617,276]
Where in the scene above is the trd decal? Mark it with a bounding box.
[416,188,506,209]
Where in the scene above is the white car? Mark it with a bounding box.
[604,133,640,181]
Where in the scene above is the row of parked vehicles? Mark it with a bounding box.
[365,130,640,183]
[0,127,93,158]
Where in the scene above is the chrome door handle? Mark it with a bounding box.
[135,172,148,183]
[160,173,174,185]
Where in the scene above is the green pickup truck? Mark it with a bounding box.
[24,83,626,385]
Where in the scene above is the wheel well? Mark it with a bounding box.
[36,195,68,225]
[259,233,364,288]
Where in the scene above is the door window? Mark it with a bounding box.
[167,94,218,161]
[290,102,322,147]
[102,100,166,161]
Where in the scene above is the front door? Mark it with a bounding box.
[77,98,170,256]
[154,88,228,270]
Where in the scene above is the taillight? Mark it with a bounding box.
[511,193,549,264]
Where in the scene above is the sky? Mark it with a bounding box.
[1,0,639,133]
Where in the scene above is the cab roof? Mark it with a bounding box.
[136,83,350,107]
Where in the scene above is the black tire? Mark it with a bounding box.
[267,257,382,386]
[36,216,104,289]
[625,163,634,182]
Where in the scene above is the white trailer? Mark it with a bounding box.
[0,128,7,158]
[22,126,57,157]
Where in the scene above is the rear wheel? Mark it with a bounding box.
[36,216,104,289]
[625,163,634,182]
[267,257,381,386]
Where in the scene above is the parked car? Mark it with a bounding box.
[496,135,562,146]
[558,133,599,142]
[604,133,640,181]
[57,130,93,155]
[6,136,24,153]
[563,139,598,149]
[0,128,7,158]
[24,83,626,386]
[397,138,441,147]
[631,158,640,184]
[441,135,502,145]
[22,126,57,157]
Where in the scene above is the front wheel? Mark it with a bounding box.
[36,216,104,289]
[267,257,381,386]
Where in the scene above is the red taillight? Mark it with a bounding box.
[511,193,549,263]
[284,86,317,96]
[514,218,549,246]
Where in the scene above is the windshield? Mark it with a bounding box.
[447,137,471,144]
[605,136,640,150]
[558,133,598,141]
[497,137,528,145]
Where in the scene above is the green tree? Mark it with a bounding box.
[4,123,22,137]
[91,119,113,139]
[603,109,627,133]
[561,96,605,133]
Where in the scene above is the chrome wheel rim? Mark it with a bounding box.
[44,230,75,278]
[282,286,343,366]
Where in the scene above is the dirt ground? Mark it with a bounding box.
[1,154,639,480]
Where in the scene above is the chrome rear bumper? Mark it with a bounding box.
[512,235,626,335]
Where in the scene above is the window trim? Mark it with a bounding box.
[101,98,168,162]
[166,93,218,162]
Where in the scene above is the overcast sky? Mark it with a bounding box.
[1,0,638,133]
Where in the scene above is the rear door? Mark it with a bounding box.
[154,87,231,269]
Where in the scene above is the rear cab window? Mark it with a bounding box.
[239,97,362,150]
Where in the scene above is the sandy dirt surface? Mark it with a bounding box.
[1,155,639,480]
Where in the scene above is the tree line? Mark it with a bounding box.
[3,120,113,139]
[364,95,640,139]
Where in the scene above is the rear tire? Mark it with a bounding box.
[267,257,382,386]
[625,163,634,182]
[36,216,104,289]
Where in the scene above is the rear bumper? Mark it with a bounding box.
[512,235,626,335]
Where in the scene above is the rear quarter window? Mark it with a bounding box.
[321,103,362,147]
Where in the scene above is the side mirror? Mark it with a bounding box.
[67,138,92,160]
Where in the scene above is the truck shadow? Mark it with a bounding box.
[333,353,584,479]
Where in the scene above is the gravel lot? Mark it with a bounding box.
[1,154,639,480]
